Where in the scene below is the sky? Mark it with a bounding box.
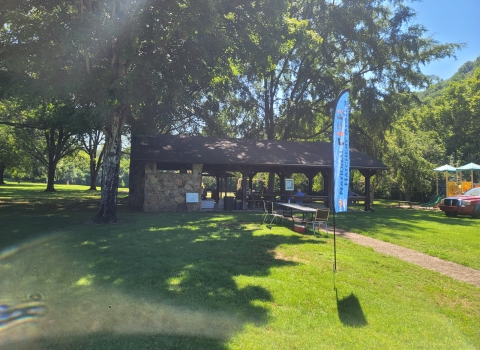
[409,0,480,80]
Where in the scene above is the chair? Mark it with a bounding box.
[307,209,330,237]
[262,200,269,223]
[262,201,283,225]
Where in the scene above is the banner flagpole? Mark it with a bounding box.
[332,89,350,276]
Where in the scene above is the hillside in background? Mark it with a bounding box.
[418,56,480,100]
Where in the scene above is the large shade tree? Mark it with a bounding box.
[200,0,460,191]
[0,0,288,222]
[206,0,461,147]
[3,100,83,191]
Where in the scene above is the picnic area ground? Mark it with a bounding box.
[1,182,479,349]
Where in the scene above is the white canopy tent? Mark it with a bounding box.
[433,164,457,196]
[457,163,480,190]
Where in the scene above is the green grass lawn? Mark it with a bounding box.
[335,201,480,269]
[1,182,479,349]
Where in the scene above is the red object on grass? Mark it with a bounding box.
[294,225,306,233]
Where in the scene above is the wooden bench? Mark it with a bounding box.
[246,194,279,208]
[290,195,327,203]
[290,195,367,204]
[397,200,420,208]
[348,196,367,204]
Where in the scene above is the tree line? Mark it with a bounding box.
[0,0,473,221]
[393,61,480,201]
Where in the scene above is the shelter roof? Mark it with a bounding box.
[132,135,387,173]
[434,164,457,172]
[456,163,480,171]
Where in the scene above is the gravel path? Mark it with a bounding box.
[333,228,480,288]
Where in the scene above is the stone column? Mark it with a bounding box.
[144,163,203,212]
[128,160,145,208]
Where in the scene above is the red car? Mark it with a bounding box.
[439,187,480,217]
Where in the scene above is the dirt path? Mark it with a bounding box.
[333,228,480,288]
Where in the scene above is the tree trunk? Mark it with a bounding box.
[268,173,275,192]
[263,75,277,192]
[0,162,5,185]
[45,159,56,192]
[88,147,104,190]
[92,107,125,223]
[88,158,98,190]
[44,128,58,192]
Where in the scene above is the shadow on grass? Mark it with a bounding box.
[11,332,229,350]
[1,202,323,348]
[336,289,368,327]
[69,212,309,324]
[0,200,99,250]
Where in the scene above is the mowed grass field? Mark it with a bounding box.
[336,200,480,270]
[1,182,479,349]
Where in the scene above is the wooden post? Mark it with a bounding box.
[359,169,377,211]
[445,172,448,196]
[306,171,316,195]
[320,170,331,209]
[242,173,248,210]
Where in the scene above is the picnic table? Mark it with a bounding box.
[246,193,281,208]
[275,202,317,223]
[396,200,420,208]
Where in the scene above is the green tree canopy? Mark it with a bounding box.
[204,0,461,145]
[4,100,84,191]
[0,124,31,184]
[426,68,480,164]
[1,0,287,222]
